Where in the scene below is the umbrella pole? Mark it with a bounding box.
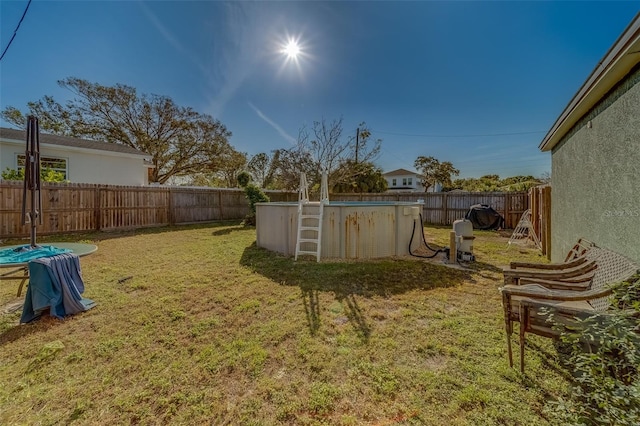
[22,116,41,248]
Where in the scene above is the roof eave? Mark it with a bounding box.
[539,13,640,152]
[1,135,150,160]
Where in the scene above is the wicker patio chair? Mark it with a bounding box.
[503,239,598,287]
[500,246,638,372]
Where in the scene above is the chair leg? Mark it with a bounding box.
[507,333,513,368]
[519,304,529,373]
[502,293,513,368]
[17,269,29,297]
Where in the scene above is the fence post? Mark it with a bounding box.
[544,186,552,259]
[504,193,511,228]
[218,190,224,220]
[442,193,448,225]
[94,185,101,231]
[168,187,174,226]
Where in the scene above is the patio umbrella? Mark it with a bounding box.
[21,115,43,248]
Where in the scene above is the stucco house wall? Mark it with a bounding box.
[540,13,640,265]
[0,128,151,186]
[551,66,640,264]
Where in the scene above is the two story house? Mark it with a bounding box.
[382,168,442,192]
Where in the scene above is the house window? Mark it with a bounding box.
[17,154,68,179]
[392,178,396,186]
[408,177,412,185]
[402,178,407,186]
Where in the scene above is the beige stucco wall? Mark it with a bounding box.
[551,66,640,264]
[0,140,148,185]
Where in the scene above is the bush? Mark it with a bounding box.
[242,183,269,226]
[2,167,66,183]
[544,273,640,426]
[237,171,251,188]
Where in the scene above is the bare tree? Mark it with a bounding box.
[272,118,381,191]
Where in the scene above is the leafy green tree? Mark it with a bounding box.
[1,77,236,184]
[446,174,541,192]
[498,175,541,191]
[414,156,459,192]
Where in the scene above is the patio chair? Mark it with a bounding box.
[503,239,598,287]
[500,246,638,372]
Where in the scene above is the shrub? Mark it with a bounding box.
[237,171,251,188]
[544,273,640,426]
[242,183,269,226]
[2,167,66,183]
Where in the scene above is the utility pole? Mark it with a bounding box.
[355,127,359,164]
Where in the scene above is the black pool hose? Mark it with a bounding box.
[409,213,447,259]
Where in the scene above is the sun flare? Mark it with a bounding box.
[282,39,301,59]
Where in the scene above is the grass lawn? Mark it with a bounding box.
[0,223,569,425]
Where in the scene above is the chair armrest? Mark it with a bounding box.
[500,283,613,302]
[517,277,591,290]
[509,257,586,270]
[503,261,596,286]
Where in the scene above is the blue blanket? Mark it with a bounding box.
[0,245,72,265]
[20,253,96,323]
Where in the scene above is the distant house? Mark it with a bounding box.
[0,127,153,186]
[382,168,441,192]
[539,13,640,264]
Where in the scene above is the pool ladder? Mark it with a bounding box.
[295,202,324,262]
[295,171,328,262]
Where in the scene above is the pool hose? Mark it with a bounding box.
[409,213,448,259]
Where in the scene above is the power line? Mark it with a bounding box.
[0,0,32,62]
[373,129,546,138]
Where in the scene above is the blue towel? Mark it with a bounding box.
[0,245,72,264]
[20,253,96,323]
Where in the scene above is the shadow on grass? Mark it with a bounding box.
[1,221,244,246]
[240,242,472,340]
[211,224,250,236]
[0,315,59,345]
[466,260,503,274]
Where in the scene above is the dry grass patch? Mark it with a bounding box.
[1,223,565,425]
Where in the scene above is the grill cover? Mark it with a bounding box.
[464,204,504,230]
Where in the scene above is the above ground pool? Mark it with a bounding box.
[255,201,424,259]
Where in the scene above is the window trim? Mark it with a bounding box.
[16,153,68,179]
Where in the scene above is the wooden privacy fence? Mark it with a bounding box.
[0,181,527,238]
[332,191,527,228]
[0,181,296,238]
[529,185,552,258]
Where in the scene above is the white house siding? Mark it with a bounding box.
[0,139,149,186]
[383,170,422,192]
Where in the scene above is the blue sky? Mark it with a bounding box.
[1,1,638,179]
